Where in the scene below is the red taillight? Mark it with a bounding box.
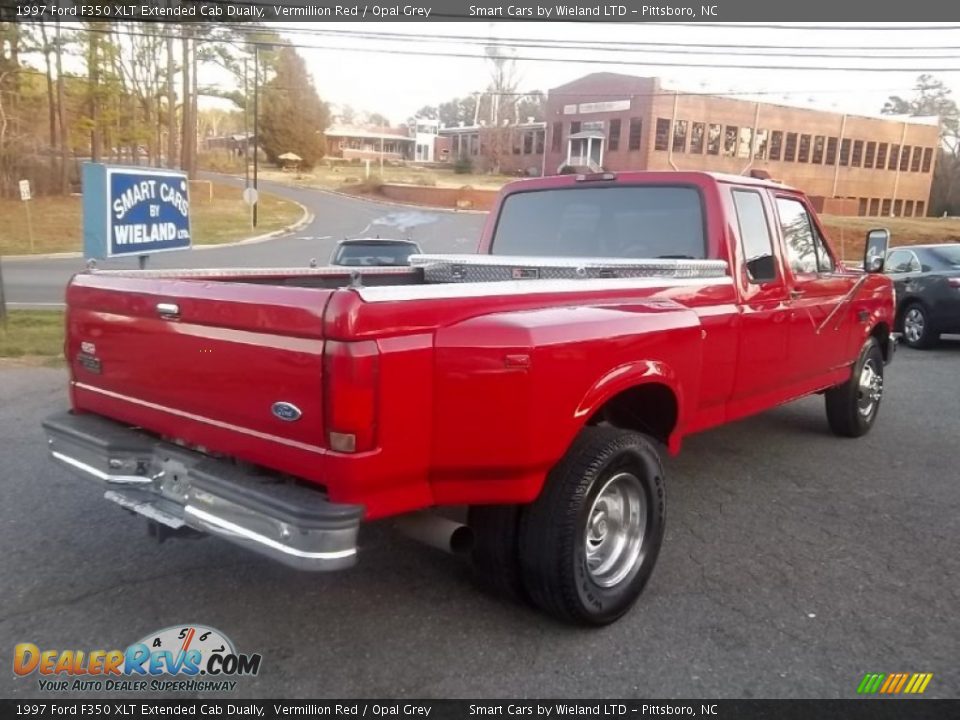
[323,340,379,453]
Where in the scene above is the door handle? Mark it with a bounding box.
[156,302,180,320]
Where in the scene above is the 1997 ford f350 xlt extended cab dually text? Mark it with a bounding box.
[43,171,896,625]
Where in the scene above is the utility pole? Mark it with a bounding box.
[253,43,259,228]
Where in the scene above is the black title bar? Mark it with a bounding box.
[3,0,960,22]
[0,700,956,719]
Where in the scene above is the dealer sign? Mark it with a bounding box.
[82,163,191,260]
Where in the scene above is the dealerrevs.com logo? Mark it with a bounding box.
[13,624,262,692]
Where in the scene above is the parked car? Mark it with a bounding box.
[330,238,422,267]
[885,244,960,348]
[42,171,895,626]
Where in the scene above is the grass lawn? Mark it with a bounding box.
[820,215,960,261]
[0,311,65,360]
[0,183,303,256]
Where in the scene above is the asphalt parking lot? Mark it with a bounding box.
[1,340,958,700]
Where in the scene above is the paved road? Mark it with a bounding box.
[2,174,486,306]
[1,342,957,699]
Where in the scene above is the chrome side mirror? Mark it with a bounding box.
[864,228,890,273]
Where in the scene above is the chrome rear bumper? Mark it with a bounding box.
[42,411,362,571]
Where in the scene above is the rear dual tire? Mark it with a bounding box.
[470,427,666,626]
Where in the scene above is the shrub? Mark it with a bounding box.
[453,156,473,174]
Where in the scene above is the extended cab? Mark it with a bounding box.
[43,172,895,625]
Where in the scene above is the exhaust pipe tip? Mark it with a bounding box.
[448,524,474,555]
[395,511,474,556]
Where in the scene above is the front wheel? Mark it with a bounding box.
[825,337,884,438]
[518,427,666,625]
[901,303,938,349]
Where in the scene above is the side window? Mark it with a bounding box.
[884,250,913,274]
[732,190,777,283]
[775,198,836,276]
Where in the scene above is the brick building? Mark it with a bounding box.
[439,120,547,175]
[324,125,415,162]
[543,73,939,217]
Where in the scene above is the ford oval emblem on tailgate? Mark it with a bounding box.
[271,402,302,422]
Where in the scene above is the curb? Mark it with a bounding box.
[1,199,312,262]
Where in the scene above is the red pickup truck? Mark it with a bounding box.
[44,171,895,625]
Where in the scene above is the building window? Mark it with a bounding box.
[798,134,811,163]
[869,198,880,216]
[570,121,581,136]
[920,147,933,172]
[691,122,705,154]
[608,118,621,151]
[551,122,562,152]
[900,145,911,171]
[535,129,545,154]
[876,143,888,169]
[917,200,925,216]
[858,198,868,216]
[864,141,876,168]
[839,139,851,166]
[769,131,783,160]
[523,132,533,155]
[910,147,922,172]
[881,199,892,216]
[905,200,915,216]
[724,126,739,157]
[708,124,722,155]
[823,137,837,165]
[654,118,670,151]
[738,128,753,158]
[812,136,825,164]
[627,118,643,151]
[754,129,768,159]
[888,144,899,170]
[513,132,522,155]
[783,132,797,162]
[673,120,688,152]
[852,140,863,167]
[893,199,903,216]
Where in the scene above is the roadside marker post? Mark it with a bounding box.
[0,254,7,329]
[19,179,34,253]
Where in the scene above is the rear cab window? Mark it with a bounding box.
[490,185,706,260]
[774,197,836,276]
[731,189,778,283]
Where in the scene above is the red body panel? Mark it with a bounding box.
[64,172,895,519]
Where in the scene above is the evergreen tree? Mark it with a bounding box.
[259,47,329,168]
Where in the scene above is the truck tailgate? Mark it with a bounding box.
[66,272,332,458]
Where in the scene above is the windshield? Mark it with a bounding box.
[334,243,418,266]
[490,186,706,259]
[927,245,960,267]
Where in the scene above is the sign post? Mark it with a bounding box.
[242,186,258,231]
[82,164,191,266]
[0,254,7,330]
[19,179,34,253]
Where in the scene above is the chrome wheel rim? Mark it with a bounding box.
[858,358,883,418]
[904,308,925,344]
[584,472,646,588]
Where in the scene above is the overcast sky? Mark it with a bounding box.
[260,22,960,124]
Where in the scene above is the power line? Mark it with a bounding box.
[73,24,960,73]
[219,23,960,58]
[626,22,960,30]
